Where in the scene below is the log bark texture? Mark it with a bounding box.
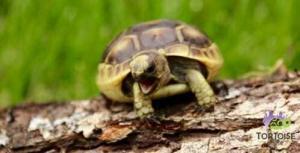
[0,69,300,153]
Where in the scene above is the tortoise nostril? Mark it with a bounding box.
[146,64,156,73]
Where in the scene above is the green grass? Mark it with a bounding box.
[0,0,299,107]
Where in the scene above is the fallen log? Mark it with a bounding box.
[0,68,299,153]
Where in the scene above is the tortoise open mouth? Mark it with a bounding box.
[138,77,158,95]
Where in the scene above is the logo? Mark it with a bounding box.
[263,111,292,131]
[256,111,297,141]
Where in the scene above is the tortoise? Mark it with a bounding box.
[97,20,223,117]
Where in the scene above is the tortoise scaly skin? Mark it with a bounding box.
[97,20,223,117]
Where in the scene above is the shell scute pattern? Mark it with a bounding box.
[180,26,211,48]
[140,27,177,49]
[164,44,190,56]
[105,36,139,65]
[104,20,183,65]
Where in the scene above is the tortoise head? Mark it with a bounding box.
[130,51,170,95]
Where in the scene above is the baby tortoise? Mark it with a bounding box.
[97,20,223,117]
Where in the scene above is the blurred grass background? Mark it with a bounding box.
[0,0,299,107]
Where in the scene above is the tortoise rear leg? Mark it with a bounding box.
[133,83,154,117]
[185,69,216,109]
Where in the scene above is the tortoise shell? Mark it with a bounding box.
[97,20,223,102]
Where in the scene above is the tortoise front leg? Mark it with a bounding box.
[133,83,154,117]
[185,69,216,108]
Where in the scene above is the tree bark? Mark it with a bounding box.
[0,68,300,153]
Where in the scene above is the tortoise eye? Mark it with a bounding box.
[146,64,156,73]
